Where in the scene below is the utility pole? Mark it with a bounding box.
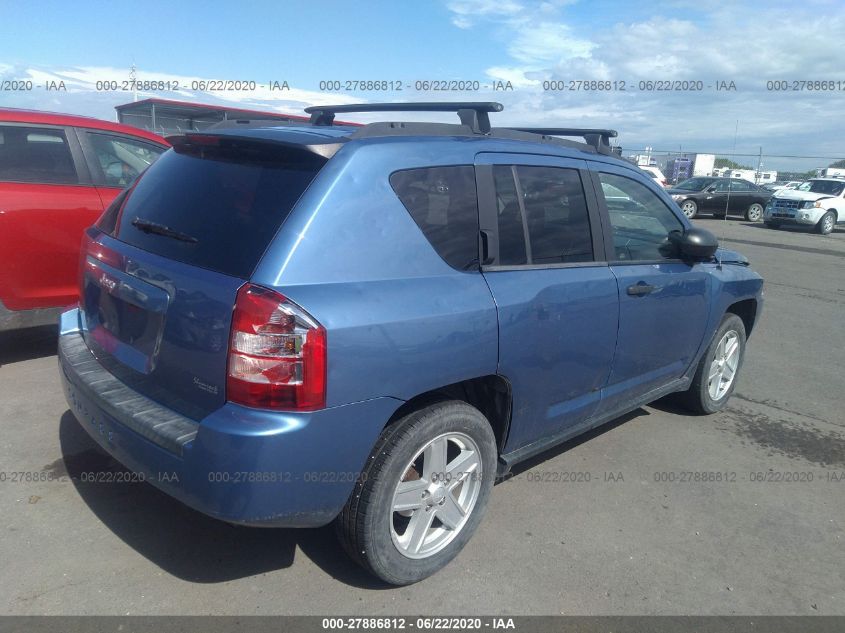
[756,146,763,184]
[725,121,739,220]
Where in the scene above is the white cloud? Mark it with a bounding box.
[447,0,525,28]
[442,2,845,168]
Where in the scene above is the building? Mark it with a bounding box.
[115,98,313,136]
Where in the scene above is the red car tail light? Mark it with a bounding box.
[227,284,327,411]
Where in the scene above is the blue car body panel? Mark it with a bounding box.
[58,124,764,527]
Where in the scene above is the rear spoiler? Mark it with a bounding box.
[166,132,344,160]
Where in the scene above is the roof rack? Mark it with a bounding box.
[511,128,618,154]
[302,102,619,155]
[304,102,503,134]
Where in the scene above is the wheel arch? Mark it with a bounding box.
[726,298,758,338]
[385,375,512,454]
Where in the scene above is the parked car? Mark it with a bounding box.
[764,178,845,234]
[57,102,763,585]
[762,180,802,192]
[667,177,772,220]
[0,108,168,331]
[640,165,668,187]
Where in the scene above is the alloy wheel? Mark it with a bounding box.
[390,432,482,559]
[708,330,740,401]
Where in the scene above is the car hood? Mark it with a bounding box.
[772,190,834,202]
[714,247,749,266]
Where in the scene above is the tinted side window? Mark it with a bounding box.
[86,132,165,187]
[491,165,593,266]
[516,166,593,264]
[0,125,78,184]
[492,165,527,265]
[731,180,753,191]
[390,166,479,270]
[598,172,684,261]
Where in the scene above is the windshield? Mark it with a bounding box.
[797,180,844,195]
[674,177,714,191]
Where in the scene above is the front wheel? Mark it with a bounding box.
[816,211,835,235]
[745,203,764,221]
[679,313,746,414]
[680,199,698,219]
[336,401,497,585]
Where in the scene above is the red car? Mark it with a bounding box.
[0,109,169,330]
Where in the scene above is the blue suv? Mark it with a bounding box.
[58,102,763,585]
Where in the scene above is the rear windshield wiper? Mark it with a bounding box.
[131,217,199,244]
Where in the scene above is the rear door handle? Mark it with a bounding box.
[627,282,655,296]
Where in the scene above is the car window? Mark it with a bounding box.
[675,177,711,191]
[86,132,166,187]
[515,166,593,264]
[731,180,753,192]
[714,180,731,192]
[113,142,324,279]
[390,166,480,271]
[0,125,78,184]
[492,165,527,265]
[800,180,844,196]
[491,165,594,266]
[598,172,684,262]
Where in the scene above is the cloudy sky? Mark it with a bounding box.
[1,0,843,170]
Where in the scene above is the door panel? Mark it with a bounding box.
[475,153,618,452]
[485,267,619,450]
[591,166,711,416]
[0,182,103,310]
[600,263,710,414]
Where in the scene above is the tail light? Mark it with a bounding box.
[78,228,124,306]
[227,284,327,411]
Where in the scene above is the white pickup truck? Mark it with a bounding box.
[764,178,845,234]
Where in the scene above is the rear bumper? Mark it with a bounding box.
[58,308,401,527]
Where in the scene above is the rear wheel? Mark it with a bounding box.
[336,401,497,585]
[679,313,746,414]
[680,199,698,219]
[816,211,835,235]
[745,203,764,222]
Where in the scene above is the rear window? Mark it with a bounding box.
[111,140,324,278]
[390,166,479,271]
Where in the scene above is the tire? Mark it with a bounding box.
[336,400,497,585]
[679,313,746,414]
[816,211,835,235]
[680,199,698,219]
[745,203,764,222]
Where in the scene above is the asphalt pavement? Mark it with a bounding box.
[0,218,842,615]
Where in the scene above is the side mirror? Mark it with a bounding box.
[669,228,718,260]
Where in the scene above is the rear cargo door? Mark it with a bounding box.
[80,137,326,420]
